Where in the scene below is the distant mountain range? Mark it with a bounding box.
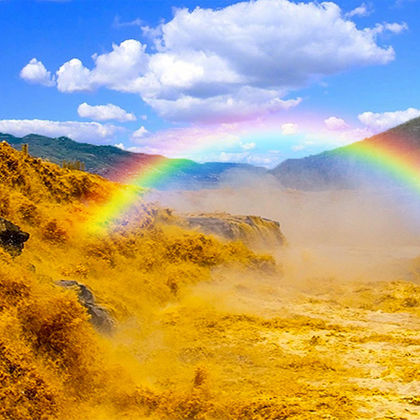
[0,133,265,189]
[270,116,420,190]
[3,116,420,191]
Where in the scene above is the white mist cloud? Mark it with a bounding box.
[78,102,136,122]
[20,58,55,87]
[23,0,405,122]
[358,107,420,131]
[0,119,122,143]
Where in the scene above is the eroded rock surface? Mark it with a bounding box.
[0,217,29,256]
[57,280,114,333]
[184,212,285,249]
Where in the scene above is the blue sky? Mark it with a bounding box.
[0,0,419,166]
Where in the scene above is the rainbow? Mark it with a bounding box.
[343,138,420,191]
[83,120,420,235]
[84,155,197,234]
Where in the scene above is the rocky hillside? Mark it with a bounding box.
[271,116,420,190]
[1,140,419,419]
[0,142,280,419]
[2,133,265,189]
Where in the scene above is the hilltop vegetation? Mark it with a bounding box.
[1,133,150,178]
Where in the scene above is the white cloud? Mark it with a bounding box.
[20,58,55,87]
[368,22,408,36]
[146,89,301,122]
[131,126,149,141]
[114,143,126,150]
[56,58,92,92]
[0,119,121,143]
[383,22,408,34]
[78,102,136,122]
[26,0,406,122]
[324,116,349,130]
[345,3,371,18]
[55,40,149,93]
[358,107,420,131]
[281,123,298,135]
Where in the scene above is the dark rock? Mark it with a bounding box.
[57,280,114,333]
[0,217,29,256]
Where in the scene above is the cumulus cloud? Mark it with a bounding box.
[77,102,136,122]
[20,58,55,87]
[324,116,349,130]
[0,119,121,143]
[23,0,406,122]
[56,59,92,92]
[358,107,420,131]
[55,40,149,93]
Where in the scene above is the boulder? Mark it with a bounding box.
[0,217,29,256]
[57,280,114,333]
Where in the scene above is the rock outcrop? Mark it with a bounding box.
[57,280,114,333]
[0,217,29,256]
[183,212,285,249]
